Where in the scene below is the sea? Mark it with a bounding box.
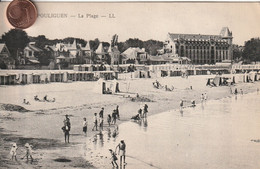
[84,92,260,169]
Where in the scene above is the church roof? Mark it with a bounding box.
[168,27,232,42]
[168,33,222,41]
[219,27,232,37]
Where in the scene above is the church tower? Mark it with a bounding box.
[220,27,233,61]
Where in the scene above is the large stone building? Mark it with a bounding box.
[163,27,233,64]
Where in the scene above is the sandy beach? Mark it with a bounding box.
[0,75,259,169]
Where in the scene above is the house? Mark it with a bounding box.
[0,43,15,69]
[64,39,79,64]
[23,42,42,64]
[80,42,92,64]
[108,45,120,65]
[121,47,147,64]
[95,42,110,64]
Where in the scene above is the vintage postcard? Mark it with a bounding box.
[0,2,260,169]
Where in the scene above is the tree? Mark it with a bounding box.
[2,29,29,60]
[144,40,163,55]
[242,38,260,63]
[232,44,243,62]
[35,50,52,66]
[63,37,86,47]
[89,38,100,51]
[30,35,50,49]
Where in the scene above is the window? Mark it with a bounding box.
[29,51,32,56]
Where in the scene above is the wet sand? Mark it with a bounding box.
[0,75,259,168]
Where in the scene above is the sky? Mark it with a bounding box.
[1,2,260,45]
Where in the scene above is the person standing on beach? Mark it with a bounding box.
[115,105,120,120]
[99,116,104,131]
[234,88,238,95]
[180,99,184,110]
[138,108,143,118]
[112,110,117,125]
[201,94,204,103]
[82,118,87,135]
[99,107,104,118]
[115,82,120,93]
[10,143,18,161]
[143,104,148,118]
[115,140,127,166]
[92,113,98,131]
[63,115,71,143]
[107,114,112,126]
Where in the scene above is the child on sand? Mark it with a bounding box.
[23,99,30,105]
[10,143,18,161]
[21,143,33,162]
[191,100,196,107]
[109,149,118,168]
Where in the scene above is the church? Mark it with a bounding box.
[163,27,233,64]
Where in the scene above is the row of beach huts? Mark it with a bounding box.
[1,64,260,85]
[0,70,118,85]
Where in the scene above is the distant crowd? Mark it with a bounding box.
[23,95,55,105]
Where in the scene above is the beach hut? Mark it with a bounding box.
[249,71,256,82]
[63,72,68,82]
[27,74,33,84]
[67,72,77,81]
[40,73,48,83]
[0,73,16,85]
[93,78,106,94]
[32,74,40,83]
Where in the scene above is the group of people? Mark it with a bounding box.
[179,99,196,110]
[152,80,175,91]
[34,95,55,102]
[23,95,55,105]
[131,104,149,121]
[9,143,33,163]
[91,106,120,132]
[61,106,121,143]
[233,88,244,95]
[109,140,127,168]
